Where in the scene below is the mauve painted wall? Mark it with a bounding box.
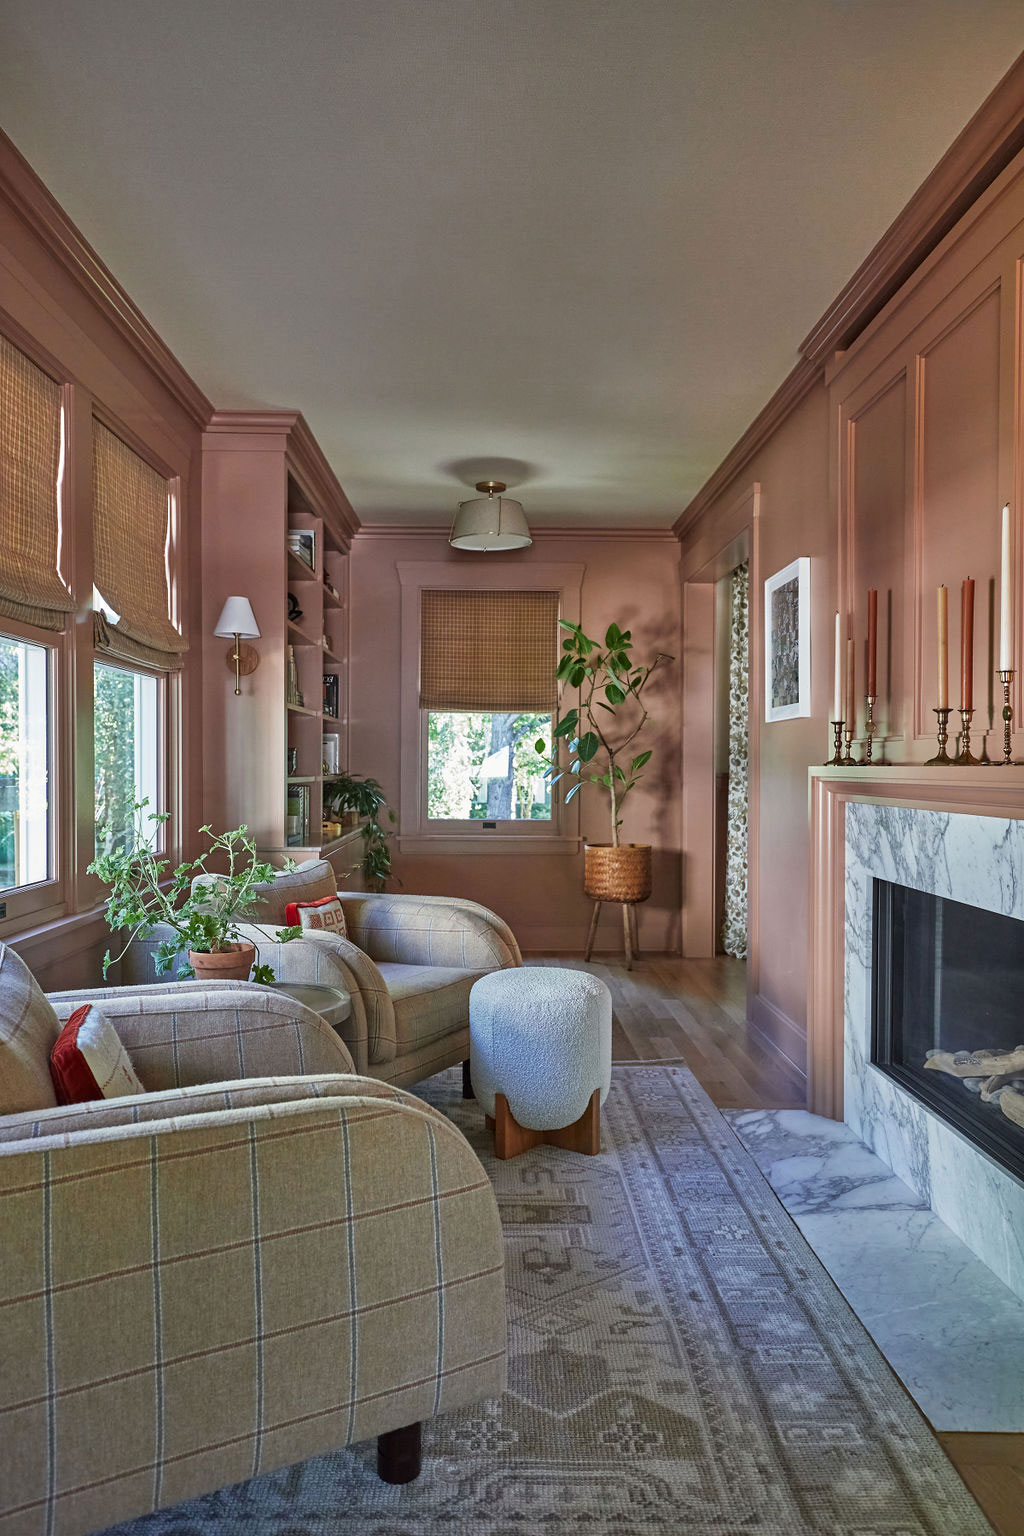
[348,532,682,953]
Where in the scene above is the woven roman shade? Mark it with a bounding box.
[0,336,74,631]
[419,588,559,711]
[93,422,186,669]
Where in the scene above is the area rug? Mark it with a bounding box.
[108,1064,992,1535]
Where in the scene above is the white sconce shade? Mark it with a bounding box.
[214,596,260,639]
[450,480,532,551]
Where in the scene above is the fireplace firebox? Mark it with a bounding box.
[871,878,1024,1180]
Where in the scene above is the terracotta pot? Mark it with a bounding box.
[583,843,653,904]
[188,942,256,982]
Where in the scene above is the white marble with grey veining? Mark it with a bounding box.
[844,801,1024,1301]
[728,1107,1024,1430]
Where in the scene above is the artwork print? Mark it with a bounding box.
[770,576,800,709]
[763,557,810,722]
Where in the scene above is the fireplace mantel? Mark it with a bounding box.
[807,764,1024,1119]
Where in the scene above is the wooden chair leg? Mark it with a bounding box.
[622,903,633,970]
[584,900,601,961]
[377,1421,421,1484]
[462,1058,474,1099]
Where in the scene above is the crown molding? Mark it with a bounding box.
[0,130,213,428]
[675,53,1024,542]
[355,522,677,541]
[205,409,360,546]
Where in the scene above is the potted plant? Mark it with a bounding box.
[322,773,396,890]
[538,620,674,903]
[90,805,293,982]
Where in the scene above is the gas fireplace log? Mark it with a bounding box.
[981,1073,1024,1101]
[923,1046,1024,1079]
[999,1085,1024,1129]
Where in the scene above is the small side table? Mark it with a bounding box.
[266,981,352,1035]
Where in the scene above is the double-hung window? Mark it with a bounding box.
[0,337,73,912]
[91,422,183,856]
[398,565,585,853]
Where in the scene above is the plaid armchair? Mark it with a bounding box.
[0,945,507,1536]
[119,871,523,1087]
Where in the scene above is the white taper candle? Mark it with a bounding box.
[833,611,842,722]
[999,502,1012,671]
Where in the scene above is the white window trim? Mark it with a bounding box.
[397,561,585,855]
[0,620,61,927]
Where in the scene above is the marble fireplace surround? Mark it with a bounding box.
[807,766,1024,1300]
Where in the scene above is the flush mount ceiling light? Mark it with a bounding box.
[449,480,532,551]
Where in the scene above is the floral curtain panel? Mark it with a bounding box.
[721,561,749,959]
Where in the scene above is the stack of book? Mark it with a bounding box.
[323,673,339,718]
[286,783,310,847]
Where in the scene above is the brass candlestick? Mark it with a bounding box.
[825,721,845,766]
[842,728,855,766]
[925,706,952,765]
[861,693,878,765]
[996,669,1016,765]
[955,706,980,766]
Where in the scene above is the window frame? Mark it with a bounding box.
[397,561,585,855]
[0,615,61,926]
[92,655,168,862]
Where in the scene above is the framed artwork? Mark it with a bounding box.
[763,557,810,721]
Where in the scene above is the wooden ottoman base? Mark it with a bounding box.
[486,1090,601,1160]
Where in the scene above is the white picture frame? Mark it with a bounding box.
[764,557,810,722]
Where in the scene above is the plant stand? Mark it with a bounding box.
[584,899,642,969]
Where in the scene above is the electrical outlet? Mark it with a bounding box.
[0,901,7,919]
[482,821,496,829]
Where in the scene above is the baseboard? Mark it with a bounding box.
[749,992,807,1081]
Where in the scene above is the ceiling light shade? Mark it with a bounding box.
[450,480,532,551]
[214,596,261,639]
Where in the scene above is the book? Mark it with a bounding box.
[323,672,339,719]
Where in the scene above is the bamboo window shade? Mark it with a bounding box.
[0,336,75,631]
[92,422,186,669]
[419,589,559,711]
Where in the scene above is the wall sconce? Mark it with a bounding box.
[214,596,261,695]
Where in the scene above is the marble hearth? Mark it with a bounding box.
[843,799,1024,1300]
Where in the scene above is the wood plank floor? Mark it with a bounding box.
[525,951,1024,1536]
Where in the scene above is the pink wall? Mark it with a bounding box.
[678,140,1024,1080]
[348,531,682,953]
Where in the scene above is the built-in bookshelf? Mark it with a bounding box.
[202,411,360,871]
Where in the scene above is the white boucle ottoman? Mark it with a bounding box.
[469,967,612,1159]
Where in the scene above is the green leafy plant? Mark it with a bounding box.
[537,620,674,845]
[322,773,396,890]
[89,804,296,981]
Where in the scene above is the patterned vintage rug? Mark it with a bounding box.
[110,1064,991,1535]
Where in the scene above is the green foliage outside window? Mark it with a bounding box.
[427,712,552,821]
[94,665,138,859]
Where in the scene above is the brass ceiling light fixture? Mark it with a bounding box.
[449,480,532,551]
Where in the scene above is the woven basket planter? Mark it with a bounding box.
[583,843,652,904]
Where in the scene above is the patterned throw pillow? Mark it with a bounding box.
[49,1004,145,1104]
[284,895,349,938]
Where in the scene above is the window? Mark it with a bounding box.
[427,712,553,821]
[93,662,161,858]
[398,564,584,853]
[0,635,51,891]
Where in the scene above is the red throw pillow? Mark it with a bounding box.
[284,894,348,937]
[49,1004,145,1105]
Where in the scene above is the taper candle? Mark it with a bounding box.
[866,588,877,696]
[845,636,856,732]
[833,612,842,722]
[961,576,975,711]
[937,585,948,710]
[999,503,1012,671]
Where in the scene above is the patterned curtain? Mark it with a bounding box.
[721,561,749,959]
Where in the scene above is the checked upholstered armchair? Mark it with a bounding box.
[119,862,524,1087]
[0,943,506,1536]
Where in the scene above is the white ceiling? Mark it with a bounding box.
[2,2,1023,527]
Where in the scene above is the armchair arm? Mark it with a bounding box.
[233,923,397,1068]
[0,1085,505,1534]
[45,982,355,1090]
[339,893,522,970]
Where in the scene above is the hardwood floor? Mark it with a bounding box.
[525,951,1024,1536]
